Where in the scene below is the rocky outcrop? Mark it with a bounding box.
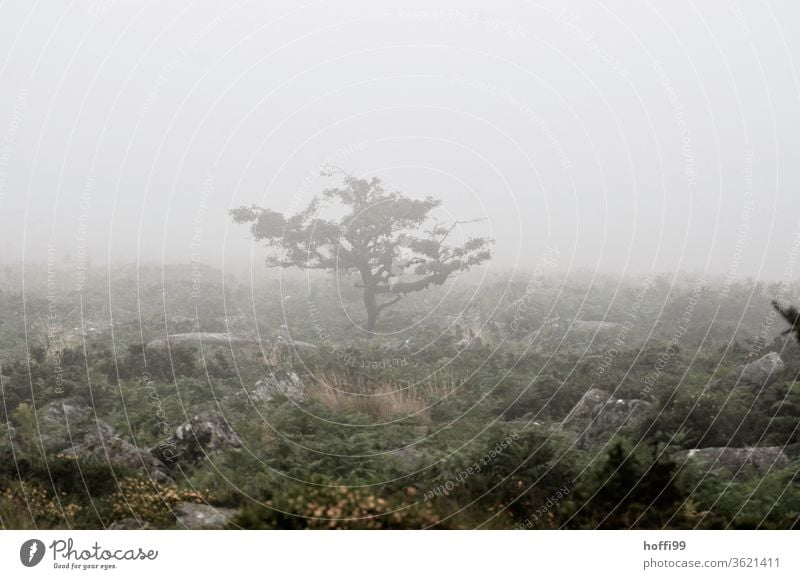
[251,370,307,402]
[680,446,790,479]
[174,503,237,529]
[732,352,785,389]
[449,313,496,349]
[62,434,171,481]
[11,399,173,481]
[264,336,317,369]
[148,332,249,348]
[38,399,115,451]
[562,388,651,447]
[153,410,240,465]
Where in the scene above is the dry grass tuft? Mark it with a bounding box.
[307,369,459,424]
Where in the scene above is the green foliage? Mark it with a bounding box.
[0,449,132,528]
[426,425,577,528]
[562,441,691,529]
[686,462,800,529]
[2,264,800,529]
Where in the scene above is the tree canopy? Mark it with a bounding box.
[231,171,492,330]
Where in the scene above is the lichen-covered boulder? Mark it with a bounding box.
[562,388,651,447]
[153,410,240,465]
[147,332,249,348]
[36,399,115,452]
[175,503,237,529]
[62,435,171,482]
[681,446,789,479]
[734,352,785,389]
[264,336,317,369]
[251,370,307,402]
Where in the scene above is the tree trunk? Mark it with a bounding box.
[363,284,378,332]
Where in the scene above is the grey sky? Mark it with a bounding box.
[1,0,799,280]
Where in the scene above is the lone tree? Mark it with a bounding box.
[231,170,492,331]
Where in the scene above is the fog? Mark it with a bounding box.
[1,0,799,280]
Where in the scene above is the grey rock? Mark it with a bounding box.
[154,410,240,465]
[252,370,306,402]
[36,399,115,452]
[20,400,172,480]
[562,388,651,447]
[41,399,87,423]
[148,332,249,348]
[62,435,171,482]
[174,503,237,530]
[264,336,317,369]
[450,313,495,348]
[681,446,790,479]
[108,518,152,530]
[285,339,318,350]
[733,352,785,389]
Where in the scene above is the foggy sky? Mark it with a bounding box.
[1,0,799,281]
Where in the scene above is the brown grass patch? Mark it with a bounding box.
[307,369,459,424]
